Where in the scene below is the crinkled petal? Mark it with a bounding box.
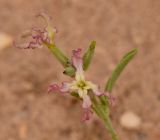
[72,49,84,81]
[47,82,71,93]
[60,82,71,92]
[14,27,48,49]
[72,48,81,58]
[14,14,57,49]
[37,13,57,43]
[47,84,60,93]
[82,108,93,122]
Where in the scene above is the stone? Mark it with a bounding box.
[120,111,141,129]
[0,32,13,51]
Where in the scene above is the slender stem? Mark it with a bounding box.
[103,117,119,140]
[91,96,119,140]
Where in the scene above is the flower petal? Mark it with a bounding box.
[47,84,60,93]
[60,82,71,92]
[14,27,48,49]
[37,13,57,43]
[82,108,93,122]
[14,14,57,49]
[72,48,81,58]
[82,95,92,108]
[92,86,104,96]
[70,81,79,90]
[47,82,71,93]
[86,81,104,96]
[72,49,84,81]
[78,89,87,98]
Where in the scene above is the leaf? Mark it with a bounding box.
[83,40,96,70]
[105,48,138,92]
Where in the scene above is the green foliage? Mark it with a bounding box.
[105,48,138,92]
[83,41,96,70]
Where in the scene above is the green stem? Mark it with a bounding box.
[44,43,70,67]
[91,96,119,140]
[103,117,119,140]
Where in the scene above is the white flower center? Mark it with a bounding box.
[77,80,87,89]
[69,79,93,98]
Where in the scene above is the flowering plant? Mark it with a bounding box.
[14,13,138,140]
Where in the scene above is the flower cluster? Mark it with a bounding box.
[13,13,139,140]
[14,13,115,121]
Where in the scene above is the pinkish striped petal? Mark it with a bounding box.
[82,108,93,122]
[59,82,71,93]
[72,48,81,58]
[72,49,84,81]
[82,95,92,108]
[47,82,71,93]
[47,84,60,93]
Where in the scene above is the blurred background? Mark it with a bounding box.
[0,0,160,140]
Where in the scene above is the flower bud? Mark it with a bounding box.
[83,40,96,70]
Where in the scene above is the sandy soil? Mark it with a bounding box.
[0,0,160,140]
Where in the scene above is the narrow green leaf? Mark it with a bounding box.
[83,40,96,70]
[105,48,138,92]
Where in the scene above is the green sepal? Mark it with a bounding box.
[71,92,79,98]
[83,40,96,70]
[63,66,76,77]
[105,48,138,92]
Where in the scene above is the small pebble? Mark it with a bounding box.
[19,121,28,139]
[120,111,141,129]
[0,32,13,51]
[132,35,144,45]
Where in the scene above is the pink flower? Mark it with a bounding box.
[14,13,57,49]
[48,49,105,121]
